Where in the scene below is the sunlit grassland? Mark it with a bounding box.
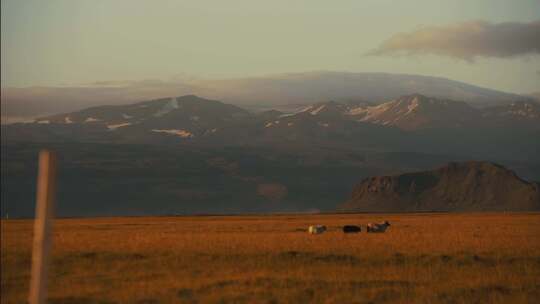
[1,213,540,303]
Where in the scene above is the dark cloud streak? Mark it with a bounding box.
[368,20,540,60]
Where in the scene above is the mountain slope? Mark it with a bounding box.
[347,94,481,130]
[273,94,538,131]
[481,101,540,129]
[341,161,540,212]
[17,95,254,143]
[39,95,250,127]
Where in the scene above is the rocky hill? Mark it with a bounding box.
[341,161,540,212]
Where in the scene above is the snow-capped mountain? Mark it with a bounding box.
[267,94,539,131]
[258,99,402,145]
[346,94,481,130]
[258,100,389,141]
[11,93,540,137]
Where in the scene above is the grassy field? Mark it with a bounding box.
[1,213,540,303]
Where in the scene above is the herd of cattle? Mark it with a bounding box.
[307,221,390,234]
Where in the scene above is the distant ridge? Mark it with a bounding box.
[1,71,531,121]
[341,161,540,212]
[209,71,528,107]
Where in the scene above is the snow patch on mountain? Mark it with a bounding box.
[107,123,132,130]
[348,102,393,121]
[85,117,101,123]
[64,117,73,124]
[406,97,420,115]
[506,103,539,118]
[154,97,179,117]
[348,107,368,116]
[310,105,326,115]
[203,128,218,135]
[299,106,314,113]
[152,129,194,138]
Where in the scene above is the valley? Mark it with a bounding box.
[2,142,539,218]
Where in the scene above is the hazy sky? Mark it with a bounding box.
[2,0,539,93]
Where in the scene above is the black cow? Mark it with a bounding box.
[342,225,361,233]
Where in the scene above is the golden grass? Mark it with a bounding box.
[1,213,540,303]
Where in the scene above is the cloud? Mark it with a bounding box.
[368,20,540,60]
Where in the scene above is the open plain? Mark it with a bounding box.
[1,213,540,303]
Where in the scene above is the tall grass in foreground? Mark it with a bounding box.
[1,213,539,303]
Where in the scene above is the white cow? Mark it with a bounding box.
[308,225,327,234]
[367,221,390,233]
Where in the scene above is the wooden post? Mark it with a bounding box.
[29,150,57,304]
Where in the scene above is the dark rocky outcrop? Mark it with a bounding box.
[341,161,540,212]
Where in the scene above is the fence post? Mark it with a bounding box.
[29,150,57,304]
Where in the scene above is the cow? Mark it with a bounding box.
[342,225,361,233]
[308,225,327,234]
[366,221,390,233]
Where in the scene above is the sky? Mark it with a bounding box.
[1,0,539,93]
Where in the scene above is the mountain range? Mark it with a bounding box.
[342,161,540,212]
[1,72,534,122]
[2,91,539,217]
[3,93,539,161]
